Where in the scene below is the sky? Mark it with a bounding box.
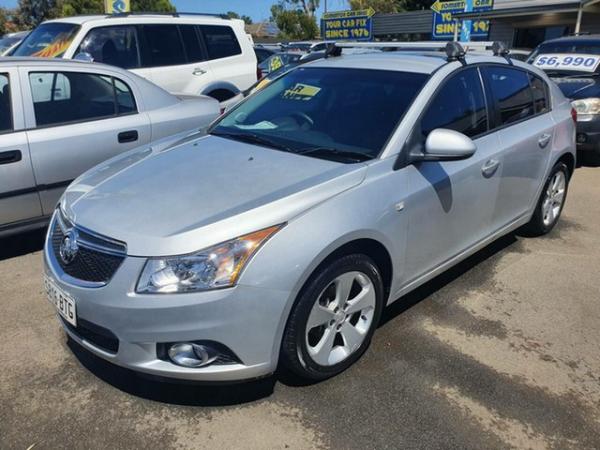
[0,0,351,22]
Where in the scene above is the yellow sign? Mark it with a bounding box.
[283,83,322,101]
[105,0,130,14]
[322,8,375,20]
[431,0,492,14]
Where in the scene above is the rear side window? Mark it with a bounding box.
[529,74,549,114]
[142,25,186,67]
[29,72,137,127]
[0,74,13,133]
[485,67,535,125]
[421,68,488,138]
[76,26,141,69]
[200,25,241,60]
[179,25,205,63]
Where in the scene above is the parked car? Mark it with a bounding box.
[43,43,575,383]
[254,45,276,64]
[11,13,257,108]
[0,31,30,56]
[0,57,219,237]
[529,34,600,162]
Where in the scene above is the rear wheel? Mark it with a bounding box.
[524,162,569,236]
[281,254,384,380]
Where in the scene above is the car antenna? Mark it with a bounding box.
[492,41,513,65]
[445,41,467,66]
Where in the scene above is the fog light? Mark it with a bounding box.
[168,343,218,368]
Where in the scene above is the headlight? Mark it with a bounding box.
[571,98,600,116]
[136,225,282,294]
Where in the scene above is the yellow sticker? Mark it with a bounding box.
[269,56,284,73]
[282,83,322,101]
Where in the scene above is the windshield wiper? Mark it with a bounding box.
[210,131,294,153]
[297,146,372,163]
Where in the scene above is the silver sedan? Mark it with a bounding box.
[0,57,219,237]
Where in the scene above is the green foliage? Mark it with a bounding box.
[226,11,253,25]
[348,0,398,13]
[0,9,6,35]
[131,0,175,12]
[270,1,318,40]
[58,0,102,17]
[16,0,59,27]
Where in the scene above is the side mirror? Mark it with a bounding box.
[422,128,476,161]
[74,52,94,63]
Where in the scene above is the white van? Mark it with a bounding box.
[12,13,258,107]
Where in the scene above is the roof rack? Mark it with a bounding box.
[107,11,229,19]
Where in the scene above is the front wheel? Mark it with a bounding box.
[524,162,570,236]
[280,254,385,381]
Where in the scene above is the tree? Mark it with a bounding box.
[348,0,398,14]
[398,0,430,10]
[270,2,318,40]
[16,0,59,27]
[226,11,253,25]
[56,0,175,16]
[131,0,175,12]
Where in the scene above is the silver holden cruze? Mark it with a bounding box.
[43,44,576,382]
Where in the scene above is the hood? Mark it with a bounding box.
[62,135,367,256]
[551,76,600,100]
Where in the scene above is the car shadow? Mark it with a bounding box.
[0,228,46,262]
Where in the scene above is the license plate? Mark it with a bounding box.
[44,275,77,327]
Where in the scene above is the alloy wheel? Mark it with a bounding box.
[542,171,566,227]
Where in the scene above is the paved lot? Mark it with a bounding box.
[1,167,599,450]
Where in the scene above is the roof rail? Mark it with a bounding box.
[107,11,229,19]
[334,41,496,52]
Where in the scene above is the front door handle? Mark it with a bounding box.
[482,159,500,178]
[193,68,207,76]
[0,150,22,165]
[538,133,552,148]
[118,130,138,144]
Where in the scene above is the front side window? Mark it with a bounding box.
[529,74,549,114]
[0,74,12,133]
[485,67,535,126]
[13,22,79,58]
[200,25,241,60]
[29,72,137,127]
[421,68,488,138]
[76,26,140,69]
[142,25,186,67]
[210,67,427,162]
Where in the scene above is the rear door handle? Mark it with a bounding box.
[0,150,22,165]
[118,130,138,144]
[538,133,552,148]
[193,68,207,76]
[482,159,500,178]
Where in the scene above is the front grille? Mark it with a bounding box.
[61,317,120,354]
[50,211,126,285]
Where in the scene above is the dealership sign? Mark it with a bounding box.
[431,0,493,40]
[105,0,130,14]
[321,8,375,41]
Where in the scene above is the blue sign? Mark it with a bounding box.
[321,9,374,41]
[431,0,493,41]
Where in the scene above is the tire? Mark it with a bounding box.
[280,254,385,381]
[524,162,570,236]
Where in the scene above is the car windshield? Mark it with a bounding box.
[211,67,428,163]
[13,23,79,57]
[0,36,20,53]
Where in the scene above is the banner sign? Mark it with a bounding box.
[430,0,493,41]
[105,0,130,14]
[321,8,375,41]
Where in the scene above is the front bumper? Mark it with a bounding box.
[576,115,600,154]
[43,240,291,382]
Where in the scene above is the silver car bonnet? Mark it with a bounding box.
[61,135,368,256]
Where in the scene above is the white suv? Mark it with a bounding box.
[12,13,258,106]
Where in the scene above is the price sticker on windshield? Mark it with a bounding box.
[533,53,600,73]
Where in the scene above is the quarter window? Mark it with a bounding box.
[142,24,186,67]
[421,68,488,138]
[76,26,141,69]
[529,74,549,114]
[485,67,535,125]
[0,74,12,133]
[200,25,241,60]
[29,72,137,127]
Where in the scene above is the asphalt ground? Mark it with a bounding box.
[1,166,599,450]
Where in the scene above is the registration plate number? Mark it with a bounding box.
[44,275,77,327]
[533,53,600,73]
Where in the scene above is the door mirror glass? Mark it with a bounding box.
[74,52,94,62]
[423,128,476,161]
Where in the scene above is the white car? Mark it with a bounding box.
[0,57,219,237]
[11,13,258,108]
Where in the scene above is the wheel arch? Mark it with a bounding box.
[557,152,576,179]
[200,81,240,102]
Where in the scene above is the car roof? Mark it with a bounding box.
[43,14,233,26]
[0,56,125,68]
[306,51,518,75]
[540,34,600,45]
